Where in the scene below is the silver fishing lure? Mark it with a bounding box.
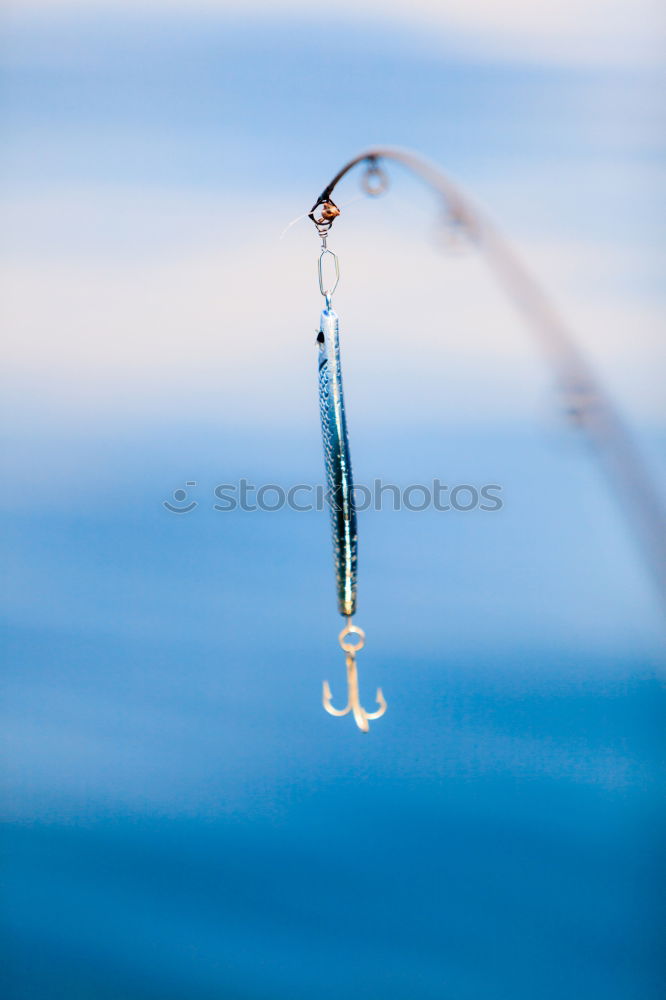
[315,246,386,732]
[317,303,357,618]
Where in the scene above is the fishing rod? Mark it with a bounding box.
[309,147,666,613]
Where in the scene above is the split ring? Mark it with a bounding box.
[339,622,366,654]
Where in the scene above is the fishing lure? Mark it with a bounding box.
[313,207,386,732]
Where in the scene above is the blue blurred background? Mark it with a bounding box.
[1,2,665,997]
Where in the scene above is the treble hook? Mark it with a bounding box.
[322,620,387,732]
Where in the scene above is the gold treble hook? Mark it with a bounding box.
[322,619,387,732]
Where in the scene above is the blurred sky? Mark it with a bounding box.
[1,2,665,999]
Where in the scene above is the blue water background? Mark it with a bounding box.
[1,9,665,999]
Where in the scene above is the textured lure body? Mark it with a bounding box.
[317,305,357,618]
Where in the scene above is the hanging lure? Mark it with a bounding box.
[312,201,386,732]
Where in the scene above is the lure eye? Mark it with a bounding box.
[316,330,325,344]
